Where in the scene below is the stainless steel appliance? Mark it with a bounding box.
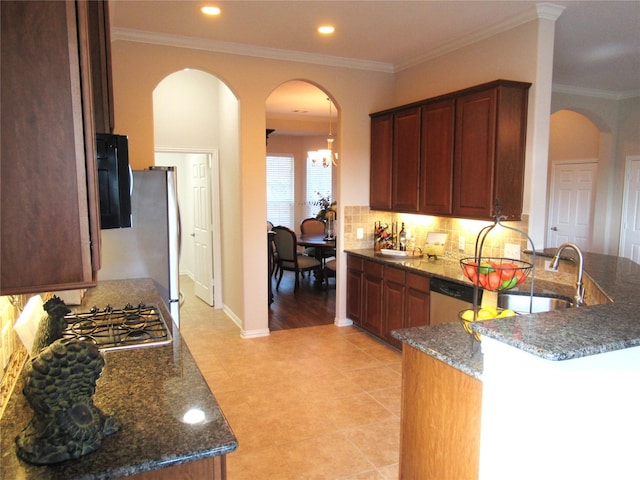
[99,167,182,325]
[429,277,481,325]
[62,304,172,351]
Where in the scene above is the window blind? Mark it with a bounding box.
[266,155,294,228]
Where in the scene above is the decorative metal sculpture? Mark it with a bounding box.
[15,297,120,464]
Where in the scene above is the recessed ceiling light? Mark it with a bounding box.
[317,25,335,35]
[201,6,221,16]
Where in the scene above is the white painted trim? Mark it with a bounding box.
[334,317,353,327]
[618,155,640,259]
[552,83,640,101]
[240,328,271,339]
[155,146,224,309]
[112,27,394,73]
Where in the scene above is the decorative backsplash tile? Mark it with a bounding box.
[342,206,531,261]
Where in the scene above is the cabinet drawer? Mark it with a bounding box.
[385,265,405,284]
[406,272,430,292]
[347,256,364,271]
[364,260,383,277]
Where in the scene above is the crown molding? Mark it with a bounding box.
[553,83,640,101]
[395,4,546,72]
[111,27,395,74]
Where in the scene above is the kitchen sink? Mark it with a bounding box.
[497,293,574,314]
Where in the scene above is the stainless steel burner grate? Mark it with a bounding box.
[62,304,172,351]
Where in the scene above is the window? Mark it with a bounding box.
[306,159,332,218]
[266,155,294,228]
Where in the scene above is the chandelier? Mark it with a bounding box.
[308,97,337,168]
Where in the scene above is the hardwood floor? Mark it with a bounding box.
[269,268,336,331]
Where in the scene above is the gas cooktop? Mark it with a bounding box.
[62,303,172,352]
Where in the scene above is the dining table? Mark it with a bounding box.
[297,233,336,284]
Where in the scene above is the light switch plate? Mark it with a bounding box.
[504,243,521,260]
[356,227,364,240]
[458,236,465,251]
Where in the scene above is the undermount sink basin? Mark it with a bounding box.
[497,293,574,314]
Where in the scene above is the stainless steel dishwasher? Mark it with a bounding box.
[429,277,481,325]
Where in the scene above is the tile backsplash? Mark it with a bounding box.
[342,206,531,260]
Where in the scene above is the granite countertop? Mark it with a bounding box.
[348,248,640,377]
[0,278,238,480]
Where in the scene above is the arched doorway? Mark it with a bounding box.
[265,80,339,330]
[153,69,238,310]
[547,110,601,252]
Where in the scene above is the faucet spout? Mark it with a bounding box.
[550,242,586,306]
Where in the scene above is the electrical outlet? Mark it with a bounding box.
[545,260,559,272]
[504,243,521,260]
[356,227,364,240]
[459,236,465,251]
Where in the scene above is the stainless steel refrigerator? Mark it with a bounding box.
[99,167,182,325]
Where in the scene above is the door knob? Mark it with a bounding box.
[550,226,558,231]
[190,233,195,237]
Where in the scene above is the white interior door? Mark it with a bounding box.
[547,161,597,250]
[191,153,214,305]
[619,156,640,263]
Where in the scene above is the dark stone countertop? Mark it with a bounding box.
[347,248,640,378]
[0,278,238,480]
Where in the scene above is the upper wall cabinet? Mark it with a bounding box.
[0,0,110,295]
[87,0,115,134]
[369,80,531,220]
[370,114,394,210]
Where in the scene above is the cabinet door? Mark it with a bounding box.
[87,0,115,134]
[362,260,384,336]
[383,266,405,348]
[392,107,421,212]
[405,272,430,328]
[0,1,100,295]
[453,87,497,219]
[419,99,455,215]
[370,114,393,210]
[346,256,364,324]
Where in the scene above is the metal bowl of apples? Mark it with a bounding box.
[460,257,532,291]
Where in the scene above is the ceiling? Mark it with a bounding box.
[110,1,640,119]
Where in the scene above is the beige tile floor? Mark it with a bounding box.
[178,277,402,479]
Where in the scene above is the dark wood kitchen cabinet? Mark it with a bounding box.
[419,98,455,215]
[1,0,108,295]
[452,81,530,220]
[347,255,430,348]
[392,107,421,212]
[361,261,384,336]
[370,107,420,212]
[383,266,406,348]
[369,114,393,210]
[370,80,530,220]
[346,256,364,323]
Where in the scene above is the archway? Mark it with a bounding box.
[265,80,339,329]
[547,110,600,251]
[153,69,239,311]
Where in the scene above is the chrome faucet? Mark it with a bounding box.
[550,242,586,306]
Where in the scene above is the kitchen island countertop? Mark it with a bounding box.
[346,248,640,376]
[0,278,238,480]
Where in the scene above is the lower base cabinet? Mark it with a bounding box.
[399,345,481,479]
[347,255,430,348]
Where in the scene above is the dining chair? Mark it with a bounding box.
[272,226,322,291]
[324,259,336,288]
[267,221,278,277]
